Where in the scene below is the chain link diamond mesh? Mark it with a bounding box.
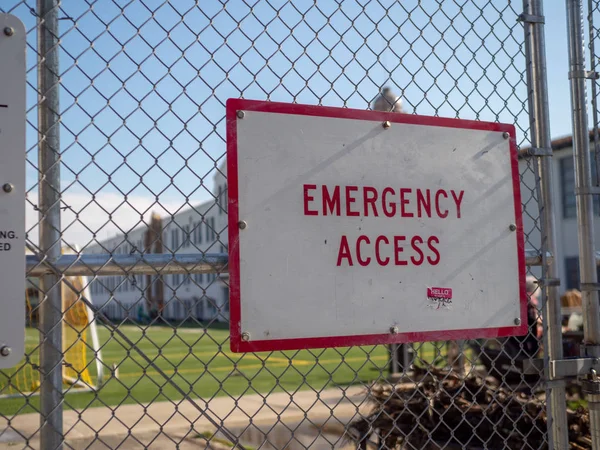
[0,0,553,448]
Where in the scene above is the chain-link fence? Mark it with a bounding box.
[0,0,573,448]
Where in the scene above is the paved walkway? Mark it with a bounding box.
[0,386,371,449]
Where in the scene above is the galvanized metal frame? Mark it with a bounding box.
[36,0,63,448]
[568,0,600,447]
[522,1,569,447]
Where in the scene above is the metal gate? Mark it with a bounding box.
[0,0,578,448]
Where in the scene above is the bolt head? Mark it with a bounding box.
[237,110,245,119]
[503,131,510,139]
[238,220,247,230]
[2,183,13,193]
[3,27,14,37]
[390,326,399,335]
[509,224,517,232]
[514,318,521,326]
[241,332,250,342]
[0,346,11,357]
[382,121,391,129]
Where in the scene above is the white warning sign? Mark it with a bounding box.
[0,14,26,369]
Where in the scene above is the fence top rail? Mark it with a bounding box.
[24,250,546,277]
[26,252,229,277]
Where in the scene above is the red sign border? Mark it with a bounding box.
[226,98,527,353]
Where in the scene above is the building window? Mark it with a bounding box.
[222,287,229,312]
[561,157,600,218]
[184,225,190,247]
[218,186,222,215]
[171,228,179,251]
[561,158,576,219]
[565,256,600,290]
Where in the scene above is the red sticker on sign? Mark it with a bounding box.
[427,287,453,310]
[427,287,453,299]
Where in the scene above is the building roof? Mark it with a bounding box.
[520,128,600,157]
[549,128,600,151]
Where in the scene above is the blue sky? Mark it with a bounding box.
[0,0,587,247]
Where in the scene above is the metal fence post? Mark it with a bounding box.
[522,0,569,447]
[37,0,63,449]
[565,0,600,448]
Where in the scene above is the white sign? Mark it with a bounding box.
[0,14,26,368]
[226,98,527,353]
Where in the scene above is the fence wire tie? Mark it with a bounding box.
[568,70,600,80]
[575,186,600,195]
[527,147,553,157]
[534,278,560,287]
[517,13,545,24]
[580,282,600,292]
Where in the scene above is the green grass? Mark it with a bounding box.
[0,325,451,417]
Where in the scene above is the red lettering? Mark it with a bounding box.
[356,235,371,266]
[375,236,390,266]
[451,190,464,218]
[337,236,353,266]
[363,187,379,217]
[382,188,396,217]
[416,189,431,218]
[394,236,408,266]
[323,185,341,216]
[410,236,424,265]
[435,190,448,218]
[427,236,441,265]
[400,188,413,218]
[303,184,318,216]
[345,186,359,217]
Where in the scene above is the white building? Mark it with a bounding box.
[84,160,230,324]
[520,131,600,293]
